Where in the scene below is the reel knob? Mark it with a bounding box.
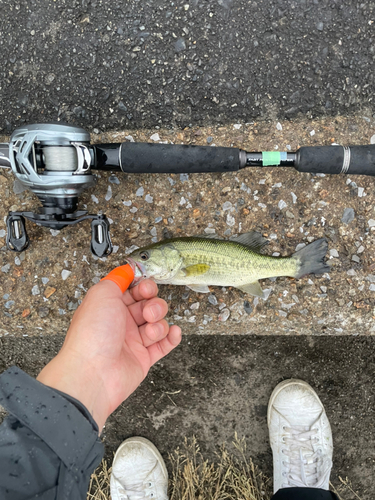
[6,214,29,252]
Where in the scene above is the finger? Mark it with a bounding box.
[138,319,169,347]
[128,297,168,326]
[147,325,182,365]
[122,280,158,306]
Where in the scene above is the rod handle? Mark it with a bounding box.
[296,145,375,176]
[94,143,246,173]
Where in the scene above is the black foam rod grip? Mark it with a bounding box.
[118,142,245,173]
[296,145,375,176]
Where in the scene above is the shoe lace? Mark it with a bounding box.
[116,466,168,500]
[281,425,332,488]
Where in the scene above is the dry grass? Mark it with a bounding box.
[87,435,361,500]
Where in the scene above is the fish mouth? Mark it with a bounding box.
[125,257,147,287]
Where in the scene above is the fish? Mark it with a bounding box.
[126,231,330,297]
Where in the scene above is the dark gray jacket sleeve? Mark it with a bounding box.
[0,366,104,500]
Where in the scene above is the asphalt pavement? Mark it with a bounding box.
[1,0,375,132]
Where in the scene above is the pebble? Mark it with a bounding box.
[276,122,282,131]
[92,277,100,284]
[278,310,288,317]
[38,307,49,318]
[347,269,357,276]
[222,201,233,211]
[3,294,9,300]
[320,286,327,293]
[204,227,216,234]
[150,133,160,142]
[14,256,21,266]
[206,136,213,144]
[4,300,15,309]
[123,200,132,206]
[352,255,360,263]
[208,295,218,305]
[109,175,120,185]
[42,277,49,285]
[180,173,189,182]
[32,285,40,296]
[58,309,66,315]
[366,275,375,282]
[0,229,5,238]
[150,227,157,237]
[330,249,339,258]
[1,264,11,273]
[155,217,163,223]
[145,194,153,203]
[286,210,295,219]
[105,186,112,201]
[341,208,355,224]
[91,194,99,204]
[187,316,196,323]
[226,214,235,227]
[371,134,375,145]
[61,270,71,280]
[50,229,60,236]
[218,308,230,321]
[233,124,241,129]
[278,200,287,210]
[357,246,365,254]
[291,192,297,204]
[190,302,200,310]
[263,289,272,301]
[136,186,144,197]
[368,219,375,228]
[243,301,253,314]
[218,303,227,311]
[174,38,186,52]
[358,187,365,197]
[295,243,306,251]
[13,179,27,194]
[370,284,375,291]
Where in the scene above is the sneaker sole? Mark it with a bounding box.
[112,436,169,481]
[267,378,324,427]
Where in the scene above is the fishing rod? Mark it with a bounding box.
[1,122,374,257]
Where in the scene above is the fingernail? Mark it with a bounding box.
[149,304,161,320]
[152,324,162,337]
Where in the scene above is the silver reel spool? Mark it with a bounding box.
[9,123,96,200]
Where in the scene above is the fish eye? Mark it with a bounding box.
[140,251,149,261]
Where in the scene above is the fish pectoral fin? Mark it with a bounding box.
[182,263,210,277]
[230,231,268,253]
[187,284,211,293]
[236,281,264,298]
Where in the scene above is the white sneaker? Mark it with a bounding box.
[267,379,333,493]
[110,437,169,500]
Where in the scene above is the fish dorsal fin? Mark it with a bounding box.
[236,281,264,298]
[187,284,210,293]
[183,263,210,277]
[231,231,268,253]
[195,233,222,240]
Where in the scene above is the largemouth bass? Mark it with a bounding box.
[127,232,330,297]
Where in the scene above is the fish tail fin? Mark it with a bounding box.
[293,238,330,279]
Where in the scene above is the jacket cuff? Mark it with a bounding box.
[0,366,103,470]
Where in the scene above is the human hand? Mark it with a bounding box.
[37,279,181,431]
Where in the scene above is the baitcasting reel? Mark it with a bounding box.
[2,121,375,257]
[6,123,112,257]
